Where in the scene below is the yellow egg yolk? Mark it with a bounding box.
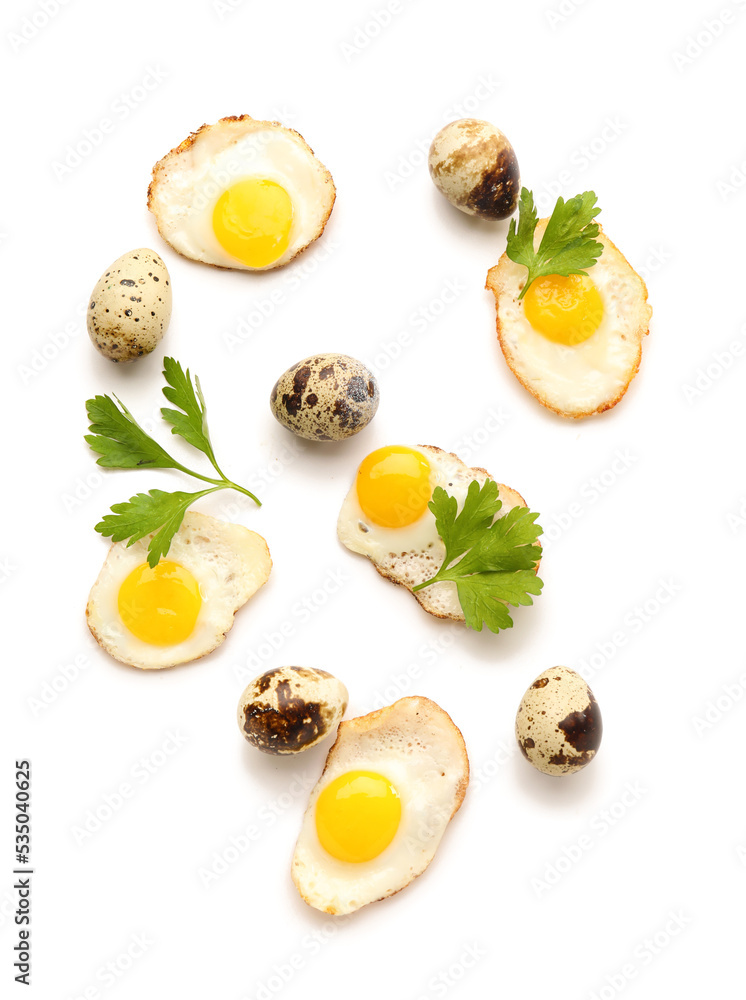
[356,446,432,528]
[118,560,202,646]
[523,273,604,345]
[212,178,293,268]
[315,771,401,863]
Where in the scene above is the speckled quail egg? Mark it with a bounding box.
[87,248,172,362]
[486,220,652,418]
[270,354,379,441]
[86,512,271,670]
[237,667,348,755]
[428,119,520,220]
[515,666,602,775]
[292,696,469,915]
[148,115,335,271]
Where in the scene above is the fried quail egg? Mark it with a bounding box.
[486,223,652,417]
[292,696,469,915]
[148,115,335,271]
[515,666,603,775]
[237,667,348,755]
[337,444,530,622]
[87,512,271,669]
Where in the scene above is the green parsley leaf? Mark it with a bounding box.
[506,188,603,299]
[412,479,543,634]
[160,357,216,466]
[502,187,539,274]
[85,395,180,470]
[455,505,543,576]
[456,571,543,633]
[85,358,261,564]
[95,487,221,568]
[430,479,503,563]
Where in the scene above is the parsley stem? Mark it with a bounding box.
[225,482,262,507]
[163,460,260,506]
[190,486,224,500]
[165,462,226,487]
[205,449,229,482]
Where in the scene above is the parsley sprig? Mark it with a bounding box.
[85,358,260,567]
[412,480,543,633]
[506,188,603,299]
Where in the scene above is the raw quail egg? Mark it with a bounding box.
[337,444,533,623]
[270,353,379,441]
[515,666,602,775]
[87,248,171,362]
[86,512,271,669]
[292,696,469,915]
[237,667,348,755]
[428,119,520,220]
[486,222,652,417]
[148,115,335,271]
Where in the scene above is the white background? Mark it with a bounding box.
[3,0,745,997]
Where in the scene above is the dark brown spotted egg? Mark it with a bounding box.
[428,119,520,221]
[270,353,379,441]
[87,248,172,362]
[237,667,348,755]
[515,666,602,776]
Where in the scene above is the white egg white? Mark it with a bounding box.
[337,444,528,621]
[486,224,652,417]
[292,696,469,915]
[86,512,271,669]
[148,115,335,271]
